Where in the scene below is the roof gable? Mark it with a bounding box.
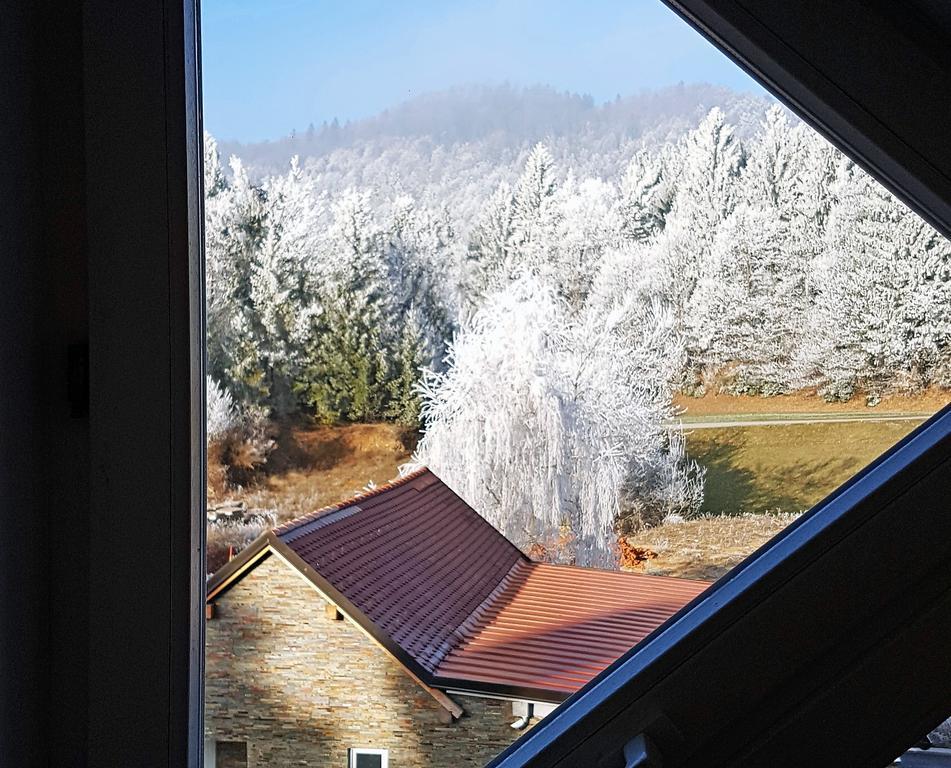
[273,468,526,673]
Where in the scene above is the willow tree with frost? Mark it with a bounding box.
[409,277,704,567]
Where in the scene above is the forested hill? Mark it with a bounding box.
[218,82,772,183]
[206,86,951,565]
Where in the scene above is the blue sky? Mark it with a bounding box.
[201,0,764,142]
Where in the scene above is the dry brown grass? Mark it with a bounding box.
[623,513,800,580]
[212,421,415,525]
[673,387,950,418]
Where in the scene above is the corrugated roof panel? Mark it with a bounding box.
[434,562,709,694]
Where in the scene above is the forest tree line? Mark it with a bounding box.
[206,104,951,564]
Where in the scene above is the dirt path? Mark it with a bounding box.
[671,413,930,429]
[672,389,951,417]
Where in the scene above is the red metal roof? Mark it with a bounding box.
[252,468,710,697]
[274,468,525,673]
[434,560,709,695]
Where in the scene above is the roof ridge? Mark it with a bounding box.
[272,465,431,537]
[446,558,534,651]
[535,561,713,586]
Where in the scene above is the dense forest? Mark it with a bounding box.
[206,87,951,565]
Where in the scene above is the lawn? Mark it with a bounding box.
[685,419,923,516]
[626,417,925,580]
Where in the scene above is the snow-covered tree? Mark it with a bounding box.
[206,376,238,441]
[250,157,324,414]
[804,161,951,398]
[616,149,672,243]
[550,175,618,307]
[509,143,561,276]
[465,181,516,304]
[740,105,803,216]
[204,150,270,406]
[384,195,456,359]
[655,108,746,384]
[410,277,704,567]
[671,107,744,241]
[297,190,391,422]
[690,205,806,392]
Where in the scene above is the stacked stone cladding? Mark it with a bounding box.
[205,554,523,767]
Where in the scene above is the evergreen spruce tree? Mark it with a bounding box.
[384,315,426,426]
[465,181,516,303]
[655,108,745,388]
[692,205,803,393]
[297,190,392,422]
[616,149,671,243]
[204,146,271,407]
[509,142,560,275]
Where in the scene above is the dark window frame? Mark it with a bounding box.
[69,1,951,766]
[82,0,205,764]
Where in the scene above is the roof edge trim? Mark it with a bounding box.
[206,533,271,601]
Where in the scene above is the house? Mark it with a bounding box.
[204,467,709,767]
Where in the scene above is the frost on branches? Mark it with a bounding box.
[206,376,237,441]
[409,278,704,567]
[204,95,951,562]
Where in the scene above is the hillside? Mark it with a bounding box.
[208,422,414,523]
[219,83,772,182]
[206,423,414,572]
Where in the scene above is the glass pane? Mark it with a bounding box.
[215,741,248,768]
[355,754,383,768]
[201,1,951,765]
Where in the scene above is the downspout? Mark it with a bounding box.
[510,703,534,730]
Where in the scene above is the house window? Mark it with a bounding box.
[349,747,388,768]
[214,740,248,768]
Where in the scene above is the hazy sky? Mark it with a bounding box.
[201,0,764,142]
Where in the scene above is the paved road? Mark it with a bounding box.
[669,413,931,430]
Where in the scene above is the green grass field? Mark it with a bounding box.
[686,419,924,515]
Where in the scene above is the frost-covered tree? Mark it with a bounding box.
[384,195,456,359]
[804,161,951,398]
[616,149,673,243]
[740,105,803,216]
[204,135,327,415]
[297,190,391,422]
[292,189,455,424]
[671,107,744,241]
[551,175,618,307]
[465,181,516,304]
[206,376,237,441]
[509,143,561,275]
[655,108,746,383]
[690,205,806,392]
[250,157,324,414]
[204,148,271,406]
[410,277,704,566]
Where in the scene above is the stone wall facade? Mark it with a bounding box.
[205,553,523,767]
